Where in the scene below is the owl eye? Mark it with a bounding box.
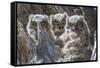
[32,22,37,26]
[30,22,37,28]
[53,21,59,26]
[41,21,48,28]
[77,21,83,27]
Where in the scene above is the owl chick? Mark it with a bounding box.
[50,12,68,39]
[60,15,91,62]
[26,14,56,63]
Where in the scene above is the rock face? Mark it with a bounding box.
[17,20,33,64]
[17,3,97,64]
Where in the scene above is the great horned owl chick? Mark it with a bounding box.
[58,15,91,62]
[26,14,56,63]
[59,15,90,45]
[49,12,69,62]
[50,12,68,39]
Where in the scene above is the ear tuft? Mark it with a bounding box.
[29,14,34,21]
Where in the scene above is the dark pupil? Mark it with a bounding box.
[76,22,83,27]
[52,21,58,28]
[30,22,37,28]
[32,22,37,26]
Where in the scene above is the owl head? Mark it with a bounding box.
[65,15,86,33]
[27,14,51,44]
[50,12,68,38]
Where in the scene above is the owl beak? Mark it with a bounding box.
[75,27,79,31]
